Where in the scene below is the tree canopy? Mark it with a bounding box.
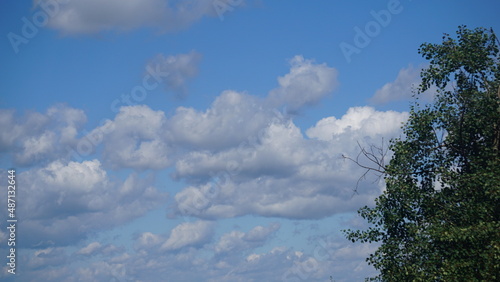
[345,26,500,281]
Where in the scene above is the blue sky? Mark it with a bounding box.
[1,0,499,281]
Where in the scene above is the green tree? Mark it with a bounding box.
[345,26,500,281]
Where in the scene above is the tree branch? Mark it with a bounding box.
[342,139,388,195]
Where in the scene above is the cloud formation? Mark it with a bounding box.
[369,64,435,104]
[306,106,408,140]
[214,223,280,254]
[0,105,86,166]
[90,105,172,170]
[146,51,202,98]
[268,55,339,112]
[0,54,410,281]
[161,220,214,251]
[172,105,407,220]
[3,224,377,281]
[0,56,408,230]
[0,161,167,248]
[37,0,233,35]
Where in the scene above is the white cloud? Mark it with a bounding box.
[38,0,233,35]
[46,105,88,142]
[76,242,102,256]
[268,55,339,111]
[146,51,202,98]
[162,55,337,156]
[172,118,301,182]
[214,230,245,253]
[171,106,407,220]
[244,223,280,241]
[17,131,56,164]
[214,223,280,254]
[161,221,214,251]
[92,105,171,170]
[168,90,279,151]
[16,160,167,247]
[0,54,413,281]
[25,247,68,270]
[0,105,86,166]
[306,106,408,140]
[135,232,164,251]
[31,159,107,197]
[0,109,23,151]
[8,224,377,282]
[370,64,435,104]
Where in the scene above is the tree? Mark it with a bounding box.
[344,26,500,281]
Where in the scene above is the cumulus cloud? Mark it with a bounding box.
[214,223,280,254]
[369,64,435,104]
[24,247,69,270]
[37,0,233,35]
[90,105,172,170]
[5,221,377,282]
[11,160,167,247]
[161,221,214,251]
[0,53,416,281]
[0,105,86,166]
[168,90,280,151]
[135,232,164,251]
[146,51,202,98]
[306,106,408,141]
[268,55,339,112]
[171,106,407,220]
[76,242,102,256]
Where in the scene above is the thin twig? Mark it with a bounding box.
[342,139,388,195]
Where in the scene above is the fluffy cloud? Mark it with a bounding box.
[37,0,238,35]
[167,55,340,175]
[268,56,339,111]
[214,223,280,254]
[369,64,436,104]
[133,221,215,254]
[0,53,416,281]
[171,106,407,220]
[3,220,377,282]
[76,242,102,256]
[91,105,172,170]
[0,105,86,166]
[161,221,214,251]
[24,247,69,270]
[168,90,278,151]
[146,51,202,98]
[306,106,408,140]
[7,160,167,247]
[135,232,164,251]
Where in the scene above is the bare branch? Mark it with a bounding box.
[342,139,389,195]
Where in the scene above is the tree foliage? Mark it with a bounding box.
[345,26,500,281]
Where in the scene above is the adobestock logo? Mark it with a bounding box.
[7,0,67,54]
[339,0,405,63]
